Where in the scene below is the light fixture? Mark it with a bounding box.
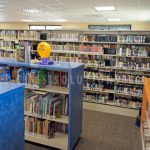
[24,10,41,13]
[107,18,121,22]
[21,19,34,22]
[30,26,45,30]
[94,6,116,11]
[54,19,67,22]
[46,26,62,30]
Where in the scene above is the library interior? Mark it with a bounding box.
[1,0,150,150]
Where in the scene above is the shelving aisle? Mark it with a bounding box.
[0,29,150,111]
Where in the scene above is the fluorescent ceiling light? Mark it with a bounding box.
[21,19,34,22]
[46,26,62,30]
[24,10,41,13]
[30,26,45,30]
[55,19,67,22]
[95,6,115,11]
[107,18,121,22]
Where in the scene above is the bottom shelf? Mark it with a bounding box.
[25,132,68,150]
[83,100,140,110]
[83,99,114,106]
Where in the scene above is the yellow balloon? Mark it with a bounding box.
[37,42,51,58]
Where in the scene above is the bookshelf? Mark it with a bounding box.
[0,61,84,150]
[0,82,24,150]
[0,29,150,110]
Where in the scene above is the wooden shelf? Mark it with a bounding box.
[115,92,142,98]
[119,42,150,45]
[25,85,69,94]
[115,67,150,72]
[116,55,150,59]
[116,80,143,85]
[51,50,117,56]
[84,77,115,82]
[84,99,114,106]
[84,88,114,94]
[25,133,68,150]
[24,112,68,124]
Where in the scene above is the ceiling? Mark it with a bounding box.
[0,0,149,23]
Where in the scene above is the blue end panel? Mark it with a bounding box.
[0,83,24,150]
[68,65,84,150]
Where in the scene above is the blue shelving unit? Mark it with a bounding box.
[0,82,24,150]
[0,59,84,150]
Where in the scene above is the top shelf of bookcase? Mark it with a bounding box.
[0,58,84,71]
[0,82,24,94]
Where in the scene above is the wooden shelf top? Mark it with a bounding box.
[25,133,68,150]
[84,88,114,94]
[24,112,68,124]
[26,85,69,95]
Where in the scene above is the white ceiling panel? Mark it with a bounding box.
[0,0,149,23]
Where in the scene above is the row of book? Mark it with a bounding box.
[83,35,117,42]
[117,46,149,57]
[115,97,142,109]
[0,30,5,38]
[15,68,47,88]
[24,93,68,118]
[116,74,144,84]
[0,40,18,49]
[0,66,11,82]
[25,116,68,138]
[115,84,143,96]
[0,30,40,40]
[84,71,115,79]
[51,55,116,68]
[18,31,40,40]
[52,44,104,53]
[84,93,111,103]
[84,80,114,91]
[83,92,142,109]
[47,71,69,88]
[119,35,150,43]
[116,58,150,70]
[10,67,69,88]
[49,32,80,41]
[0,51,15,59]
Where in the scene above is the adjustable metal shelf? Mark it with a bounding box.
[0,59,84,150]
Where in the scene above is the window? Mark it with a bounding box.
[88,25,131,31]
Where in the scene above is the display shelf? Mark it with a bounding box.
[114,104,140,110]
[115,68,150,72]
[115,92,142,98]
[24,112,68,124]
[84,99,114,106]
[26,85,69,94]
[116,80,143,85]
[1,29,149,110]
[51,50,102,55]
[116,55,150,59]
[119,42,150,45]
[0,61,84,150]
[84,88,114,94]
[84,77,115,82]
[25,133,68,150]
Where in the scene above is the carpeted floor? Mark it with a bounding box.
[25,110,142,150]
